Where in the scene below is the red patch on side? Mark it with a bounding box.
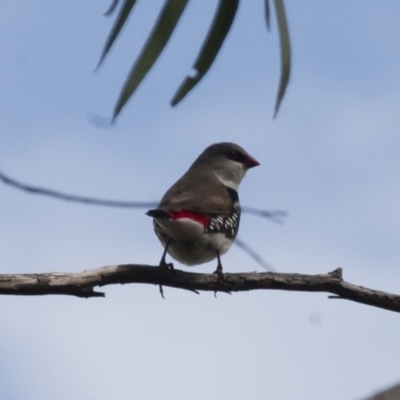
[168,210,210,227]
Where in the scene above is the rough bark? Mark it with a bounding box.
[0,265,399,313]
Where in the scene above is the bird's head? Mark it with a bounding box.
[190,142,260,190]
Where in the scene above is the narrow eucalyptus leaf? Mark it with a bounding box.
[113,0,189,121]
[273,0,291,118]
[171,0,239,106]
[104,0,120,16]
[264,0,270,31]
[97,0,137,69]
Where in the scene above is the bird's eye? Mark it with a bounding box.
[227,150,246,163]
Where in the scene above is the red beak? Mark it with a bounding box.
[245,155,260,169]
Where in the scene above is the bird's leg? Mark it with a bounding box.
[213,251,224,278]
[158,238,174,299]
[159,238,174,270]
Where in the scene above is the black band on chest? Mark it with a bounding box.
[225,187,239,202]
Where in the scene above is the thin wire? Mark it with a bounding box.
[235,238,276,272]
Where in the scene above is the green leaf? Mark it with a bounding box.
[273,0,291,118]
[113,0,188,121]
[170,0,239,107]
[97,0,137,69]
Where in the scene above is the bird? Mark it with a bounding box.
[146,142,260,275]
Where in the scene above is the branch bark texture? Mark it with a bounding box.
[0,265,399,313]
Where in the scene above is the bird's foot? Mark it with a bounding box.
[159,260,174,271]
[213,265,224,280]
[158,261,174,300]
[213,266,228,297]
[157,257,177,299]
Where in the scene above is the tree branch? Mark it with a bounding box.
[0,265,399,313]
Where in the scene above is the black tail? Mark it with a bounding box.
[146,209,169,218]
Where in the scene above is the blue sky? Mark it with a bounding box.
[1,1,400,399]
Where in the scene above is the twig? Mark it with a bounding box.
[0,170,157,209]
[0,169,281,270]
[0,170,285,220]
[234,238,276,271]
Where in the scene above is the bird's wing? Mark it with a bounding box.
[158,169,233,215]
